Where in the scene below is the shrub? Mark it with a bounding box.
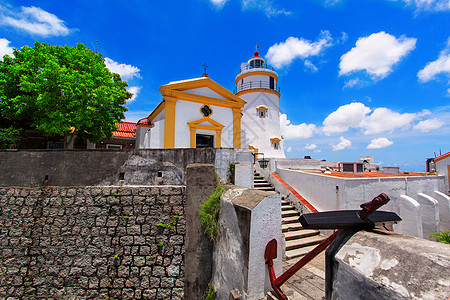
[0,127,22,149]
[199,183,224,241]
[203,284,216,300]
[430,230,450,244]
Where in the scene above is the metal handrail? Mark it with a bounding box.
[234,81,281,94]
[239,64,276,73]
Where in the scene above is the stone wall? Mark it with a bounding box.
[0,186,185,299]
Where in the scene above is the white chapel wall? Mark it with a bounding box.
[174,99,234,148]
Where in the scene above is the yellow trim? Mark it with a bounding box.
[138,124,153,128]
[233,108,242,149]
[235,71,278,84]
[164,99,176,148]
[159,77,246,107]
[249,145,258,154]
[256,105,268,111]
[147,101,165,122]
[187,117,224,149]
[236,88,280,98]
[161,89,245,109]
[200,104,213,117]
[270,137,281,142]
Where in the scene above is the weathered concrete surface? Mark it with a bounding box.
[212,187,282,300]
[434,191,450,231]
[0,149,216,187]
[184,164,215,300]
[327,230,450,300]
[417,193,439,239]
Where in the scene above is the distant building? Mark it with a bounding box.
[18,122,136,149]
[435,151,450,192]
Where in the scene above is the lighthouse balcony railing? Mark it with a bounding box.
[234,81,280,94]
[239,64,276,73]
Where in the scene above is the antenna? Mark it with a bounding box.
[96,40,98,54]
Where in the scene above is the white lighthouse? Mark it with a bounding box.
[235,50,285,158]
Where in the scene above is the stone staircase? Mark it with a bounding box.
[282,199,325,259]
[254,171,275,191]
[253,171,325,260]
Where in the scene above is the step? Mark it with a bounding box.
[281,205,294,211]
[283,229,320,241]
[282,222,303,232]
[281,210,300,218]
[285,235,326,251]
[254,179,268,184]
[254,182,272,187]
[282,216,300,224]
[285,244,323,260]
[255,187,276,191]
[281,200,290,206]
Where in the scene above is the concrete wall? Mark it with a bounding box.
[184,164,215,300]
[326,230,450,300]
[212,187,282,300]
[0,186,185,299]
[0,149,256,187]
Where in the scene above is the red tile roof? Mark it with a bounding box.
[113,122,136,138]
[435,151,450,162]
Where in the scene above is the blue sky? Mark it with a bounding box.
[0,0,449,171]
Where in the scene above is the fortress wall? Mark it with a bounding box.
[0,185,185,300]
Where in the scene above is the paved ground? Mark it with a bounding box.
[279,251,326,300]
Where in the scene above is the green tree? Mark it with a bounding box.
[0,41,131,148]
[0,127,23,149]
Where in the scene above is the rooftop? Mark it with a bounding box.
[317,171,427,179]
[112,122,136,138]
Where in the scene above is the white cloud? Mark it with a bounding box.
[339,31,416,79]
[332,137,351,151]
[304,144,317,150]
[280,114,317,139]
[413,118,445,132]
[0,6,71,36]
[304,60,318,72]
[360,107,418,134]
[104,58,141,81]
[266,31,333,69]
[322,102,371,135]
[242,0,291,17]
[400,0,450,11]
[210,0,228,8]
[343,78,365,89]
[367,137,394,149]
[286,146,292,153]
[417,39,450,82]
[0,38,13,60]
[322,102,424,135]
[126,86,141,103]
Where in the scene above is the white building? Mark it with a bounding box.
[435,151,450,193]
[235,51,285,158]
[136,76,246,149]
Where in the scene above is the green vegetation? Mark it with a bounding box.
[430,230,450,244]
[199,182,225,241]
[202,284,216,300]
[0,41,131,148]
[157,242,164,247]
[227,163,235,184]
[0,127,22,149]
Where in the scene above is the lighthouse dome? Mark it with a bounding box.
[248,51,265,69]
